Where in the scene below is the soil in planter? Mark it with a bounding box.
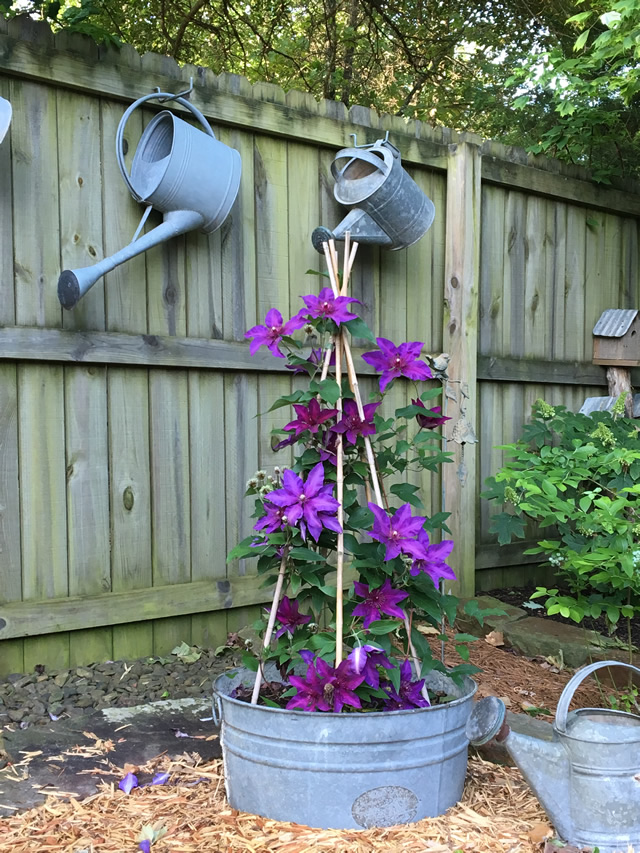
[487,584,640,651]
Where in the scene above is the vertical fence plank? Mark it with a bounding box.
[0,364,22,676]
[19,364,69,671]
[110,367,153,661]
[442,142,481,597]
[0,75,14,326]
[101,97,154,660]
[189,370,228,648]
[149,371,192,653]
[59,91,105,332]
[102,98,148,335]
[11,80,61,328]
[65,365,112,665]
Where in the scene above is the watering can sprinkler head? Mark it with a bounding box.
[58,86,242,309]
[312,134,435,253]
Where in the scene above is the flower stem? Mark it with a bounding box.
[335,332,345,666]
[251,547,289,705]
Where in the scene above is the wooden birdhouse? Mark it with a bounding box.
[592,309,640,366]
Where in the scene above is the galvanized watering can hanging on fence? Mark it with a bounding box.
[466,660,640,853]
[312,135,435,252]
[58,85,242,309]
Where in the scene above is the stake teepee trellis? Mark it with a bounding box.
[251,236,429,704]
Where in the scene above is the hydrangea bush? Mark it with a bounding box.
[483,397,640,661]
[228,271,478,713]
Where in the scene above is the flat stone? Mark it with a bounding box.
[456,595,528,637]
[502,617,603,668]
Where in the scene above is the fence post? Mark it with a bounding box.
[442,141,481,598]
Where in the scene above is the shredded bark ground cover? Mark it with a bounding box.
[0,632,633,851]
[0,752,550,853]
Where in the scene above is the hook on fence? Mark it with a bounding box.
[153,77,194,103]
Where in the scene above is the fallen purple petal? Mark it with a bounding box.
[139,841,151,853]
[151,771,170,785]
[118,771,138,794]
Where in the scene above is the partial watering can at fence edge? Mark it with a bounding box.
[466,660,640,853]
[58,90,241,310]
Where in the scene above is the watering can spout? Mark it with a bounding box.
[58,209,204,310]
[466,696,572,841]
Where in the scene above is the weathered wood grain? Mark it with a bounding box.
[442,142,481,597]
[59,90,105,332]
[0,364,20,602]
[0,76,13,325]
[11,80,61,328]
[0,576,277,640]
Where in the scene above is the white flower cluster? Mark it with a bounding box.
[549,552,564,567]
[633,549,640,569]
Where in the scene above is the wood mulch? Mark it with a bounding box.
[0,751,549,853]
[0,636,632,853]
[436,629,625,719]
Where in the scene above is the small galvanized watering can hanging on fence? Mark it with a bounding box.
[58,83,242,309]
[312,134,435,252]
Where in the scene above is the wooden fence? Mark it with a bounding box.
[1,16,640,675]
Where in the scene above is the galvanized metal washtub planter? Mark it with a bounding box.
[467,661,640,853]
[213,665,477,830]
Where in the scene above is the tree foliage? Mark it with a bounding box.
[4,0,640,178]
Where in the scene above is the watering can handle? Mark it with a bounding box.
[555,660,640,732]
[115,92,215,203]
[331,147,392,182]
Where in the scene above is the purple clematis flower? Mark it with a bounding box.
[348,644,394,690]
[253,502,290,536]
[317,429,339,466]
[368,502,429,561]
[284,397,338,437]
[409,529,457,584]
[331,399,380,445]
[297,287,360,326]
[119,771,138,794]
[274,596,312,639]
[265,462,342,541]
[362,338,432,392]
[245,308,306,358]
[412,399,451,430]
[382,659,430,710]
[287,652,365,712]
[352,579,408,629]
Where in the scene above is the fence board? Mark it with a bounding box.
[65,365,112,663]
[0,364,20,601]
[11,80,60,328]
[59,90,105,333]
[0,76,13,325]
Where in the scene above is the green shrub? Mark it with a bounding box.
[482,398,640,656]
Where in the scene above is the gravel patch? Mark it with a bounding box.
[0,644,242,731]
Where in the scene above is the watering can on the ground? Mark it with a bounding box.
[312,136,435,252]
[466,661,640,853]
[58,89,241,309]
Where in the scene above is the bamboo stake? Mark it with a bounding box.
[324,240,428,698]
[404,614,431,705]
[251,548,289,704]
[334,332,345,666]
[322,242,384,506]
